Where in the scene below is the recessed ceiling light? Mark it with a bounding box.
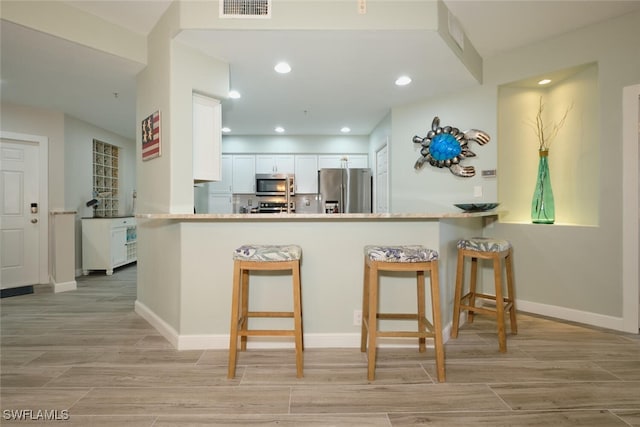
[228,90,241,99]
[275,126,285,133]
[395,75,412,86]
[221,127,231,133]
[340,127,351,133]
[274,62,291,74]
[538,79,552,85]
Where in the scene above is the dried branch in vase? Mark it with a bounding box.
[528,96,572,151]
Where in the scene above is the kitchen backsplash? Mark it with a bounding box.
[233,194,321,214]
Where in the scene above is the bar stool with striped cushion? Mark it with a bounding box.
[228,244,304,378]
[451,237,517,352]
[360,245,445,382]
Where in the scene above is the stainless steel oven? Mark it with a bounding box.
[255,174,294,197]
[258,200,296,213]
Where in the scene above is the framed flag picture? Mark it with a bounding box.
[141,110,161,161]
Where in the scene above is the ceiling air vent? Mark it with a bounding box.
[220,0,271,18]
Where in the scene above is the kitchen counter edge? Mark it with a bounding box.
[136,211,499,220]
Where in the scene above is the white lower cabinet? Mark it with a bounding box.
[208,194,233,213]
[82,217,137,275]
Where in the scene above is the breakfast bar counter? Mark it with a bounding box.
[134,211,497,350]
[137,211,496,220]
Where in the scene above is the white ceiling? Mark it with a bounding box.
[2,1,639,139]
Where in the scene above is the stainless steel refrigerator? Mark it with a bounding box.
[318,168,372,213]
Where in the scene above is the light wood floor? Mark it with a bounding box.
[1,265,639,426]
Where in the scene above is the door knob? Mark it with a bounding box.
[31,218,38,224]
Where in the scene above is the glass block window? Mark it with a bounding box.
[92,139,119,217]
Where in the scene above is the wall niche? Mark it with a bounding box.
[497,62,599,226]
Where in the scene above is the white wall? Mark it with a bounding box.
[138,5,640,338]
[136,2,230,333]
[389,10,640,330]
[1,103,65,209]
[64,115,136,272]
[0,103,136,277]
[222,135,370,154]
[390,85,498,213]
[486,11,639,328]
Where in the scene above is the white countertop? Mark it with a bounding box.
[136,211,499,220]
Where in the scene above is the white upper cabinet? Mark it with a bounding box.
[348,155,369,168]
[294,155,318,194]
[317,154,368,169]
[232,155,256,194]
[208,155,233,193]
[255,154,295,174]
[192,93,221,182]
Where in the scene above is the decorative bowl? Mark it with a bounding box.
[454,203,499,212]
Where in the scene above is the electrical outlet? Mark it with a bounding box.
[473,186,483,197]
[353,309,362,326]
[358,0,366,14]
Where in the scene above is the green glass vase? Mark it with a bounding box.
[531,149,555,224]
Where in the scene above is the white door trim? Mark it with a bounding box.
[0,131,49,285]
[622,84,640,333]
[375,139,389,214]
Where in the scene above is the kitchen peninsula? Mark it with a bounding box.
[134,210,497,350]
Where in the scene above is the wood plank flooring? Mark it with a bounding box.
[2,265,639,426]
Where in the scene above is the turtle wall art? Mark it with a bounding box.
[412,116,490,177]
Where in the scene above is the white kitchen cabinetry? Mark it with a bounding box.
[294,155,318,194]
[255,155,294,174]
[208,155,232,193]
[349,155,369,168]
[208,194,233,213]
[192,93,222,182]
[82,217,136,275]
[317,154,369,169]
[232,155,255,194]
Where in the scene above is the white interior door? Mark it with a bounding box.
[0,138,43,289]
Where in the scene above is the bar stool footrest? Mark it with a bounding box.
[376,331,436,338]
[377,313,421,320]
[246,311,295,318]
[237,330,297,337]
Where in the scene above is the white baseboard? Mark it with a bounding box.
[50,279,76,293]
[517,299,625,331]
[174,332,450,351]
[134,300,180,349]
[133,299,630,350]
[134,300,454,350]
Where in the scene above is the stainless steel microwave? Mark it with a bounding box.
[255,174,295,196]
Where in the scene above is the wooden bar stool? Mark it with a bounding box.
[228,244,304,379]
[451,237,517,352]
[360,245,445,382]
